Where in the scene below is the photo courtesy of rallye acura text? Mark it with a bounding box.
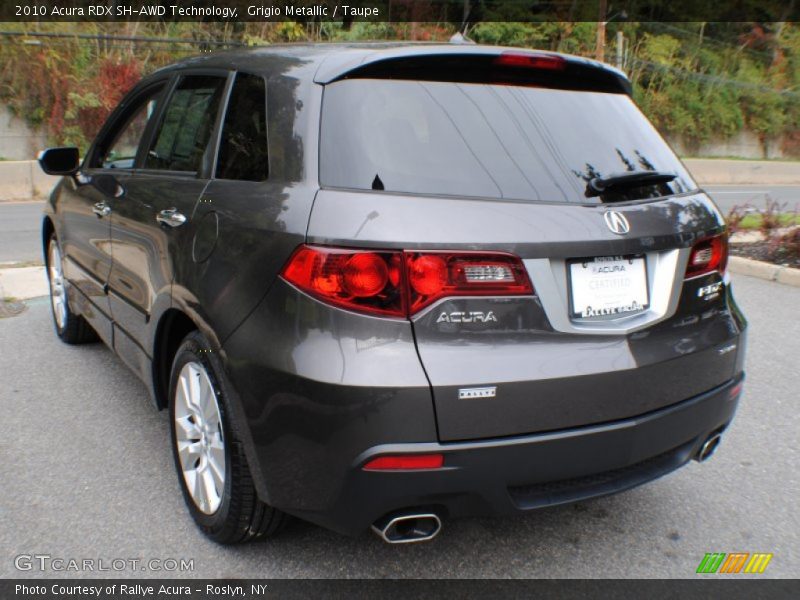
[38,43,747,544]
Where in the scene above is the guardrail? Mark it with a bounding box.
[1,158,799,201]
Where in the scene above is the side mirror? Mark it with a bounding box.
[38,147,80,176]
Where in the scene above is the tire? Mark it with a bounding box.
[168,331,286,544]
[46,233,98,344]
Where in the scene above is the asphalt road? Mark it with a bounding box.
[0,274,797,578]
[704,184,800,215]
[0,201,45,264]
[1,186,798,264]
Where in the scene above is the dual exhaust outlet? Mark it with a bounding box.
[372,512,442,544]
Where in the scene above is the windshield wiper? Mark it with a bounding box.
[586,171,676,198]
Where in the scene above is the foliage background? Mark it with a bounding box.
[1,21,798,157]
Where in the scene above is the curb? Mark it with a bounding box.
[728,256,800,287]
[0,266,47,301]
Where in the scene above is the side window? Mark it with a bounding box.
[144,75,226,173]
[96,86,162,169]
[215,73,268,181]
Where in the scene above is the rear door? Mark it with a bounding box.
[187,71,304,343]
[311,65,741,442]
[108,72,229,363]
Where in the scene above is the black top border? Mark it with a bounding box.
[3,1,799,23]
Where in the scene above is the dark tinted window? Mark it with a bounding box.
[94,86,162,169]
[215,73,268,181]
[320,80,696,203]
[145,76,226,172]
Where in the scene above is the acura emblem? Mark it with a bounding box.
[604,211,630,235]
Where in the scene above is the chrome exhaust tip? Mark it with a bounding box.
[696,433,722,462]
[371,512,442,544]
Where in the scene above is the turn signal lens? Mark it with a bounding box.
[363,454,444,471]
[281,246,534,318]
[686,234,728,278]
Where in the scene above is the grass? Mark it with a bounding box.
[737,213,800,230]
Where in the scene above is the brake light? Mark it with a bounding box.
[281,246,534,318]
[686,234,728,278]
[363,454,444,471]
[494,52,566,71]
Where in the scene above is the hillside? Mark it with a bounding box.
[0,21,797,158]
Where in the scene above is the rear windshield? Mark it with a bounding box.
[319,79,696,204]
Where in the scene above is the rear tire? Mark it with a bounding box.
[168,331,286,544]
[46,233,98,344]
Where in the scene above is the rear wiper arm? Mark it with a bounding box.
[586,171,676,197]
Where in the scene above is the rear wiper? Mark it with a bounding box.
[586,171,676,198]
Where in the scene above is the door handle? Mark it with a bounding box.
[156,208,187,228]
[92,202,111,218]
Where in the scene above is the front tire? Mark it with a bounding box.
[168,331,285,544]
[46,233,97,344]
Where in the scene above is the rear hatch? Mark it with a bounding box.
[310,50,739,441]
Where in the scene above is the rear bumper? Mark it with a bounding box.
[288,375,743,536]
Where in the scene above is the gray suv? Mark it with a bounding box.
[38,43,746,544]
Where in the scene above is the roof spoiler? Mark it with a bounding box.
[314,46,631,95]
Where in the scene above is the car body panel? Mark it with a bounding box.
[172,70,322,347]
[108,173,207,352]
[221,279,436,509]
[50,176,114,345]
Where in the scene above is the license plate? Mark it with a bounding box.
[568,255,649,318]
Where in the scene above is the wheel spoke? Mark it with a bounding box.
[198,375,215,422]
[183,469,197,503]
[177,376,193,419]
[202,464,221,506]
[175,415,201,441]
[207,446,225,490]
[188,364,201,411]
[193,467,208,512]
[177,440,203,471]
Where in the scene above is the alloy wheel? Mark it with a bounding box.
[174,361,226,515]
[47,240,67,330]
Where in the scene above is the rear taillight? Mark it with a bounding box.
[281,245,534,318]
[686,234,728,278]
[281,246,406,317]
[406,252,533,313]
